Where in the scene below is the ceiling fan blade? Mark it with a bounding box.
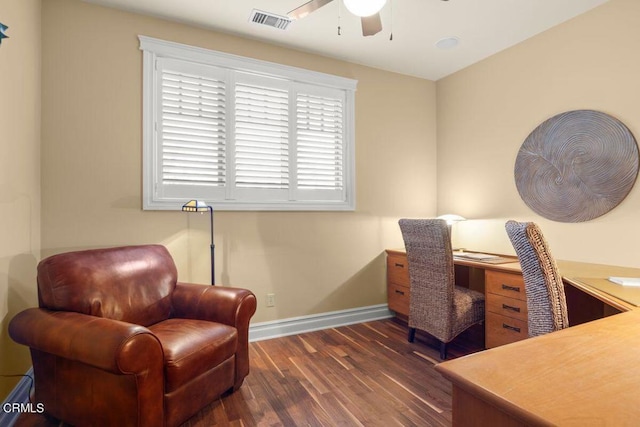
[288,0,334,20]
[361,13,382,36]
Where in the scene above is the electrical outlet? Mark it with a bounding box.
[266,293,276,307]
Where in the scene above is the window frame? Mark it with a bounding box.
[139,36,357,211]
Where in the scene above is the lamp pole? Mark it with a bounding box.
[182,200,216,285]
[207,205,215,285]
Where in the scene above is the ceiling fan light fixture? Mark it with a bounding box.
[343,0,387,17]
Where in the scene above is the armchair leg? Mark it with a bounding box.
[408,327,416,343]
[440,342,448,360]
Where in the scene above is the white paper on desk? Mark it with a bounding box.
[608,276,640,287]
[454,252,500,260]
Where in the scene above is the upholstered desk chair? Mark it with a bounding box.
[399,219,485,359]
[9,244,257,427]
[505,221,569,337]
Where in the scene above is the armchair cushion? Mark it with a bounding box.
[150,318,237,392]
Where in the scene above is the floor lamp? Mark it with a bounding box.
[182,200,215,285]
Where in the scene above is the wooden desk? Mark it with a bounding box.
[386,250,636,348]
[386,249,640,342]
[431,259,640,427]
[386,249,525,347]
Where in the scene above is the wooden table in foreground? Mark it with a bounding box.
[435,260,640,427]
[436,309,640,426]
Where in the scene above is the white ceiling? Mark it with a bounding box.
[83,0,609,80]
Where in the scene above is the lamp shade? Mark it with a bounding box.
[343,0,387,17]
[182,200,210,212]
[437,214,466,226]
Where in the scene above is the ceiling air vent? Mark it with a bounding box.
[249,9,292,30]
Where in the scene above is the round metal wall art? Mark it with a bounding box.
[514,109,639,223]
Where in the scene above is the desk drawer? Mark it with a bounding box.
[388,283,410,316]
[387,253,410,287]
[486,270,526,301]
[486,312,528,348]
[487,293,528,322]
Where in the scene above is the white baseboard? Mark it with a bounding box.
[249,304,393,342]
[0,367,34,427]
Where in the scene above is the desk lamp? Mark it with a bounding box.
[437,214,466,251]
[182,200,215,285]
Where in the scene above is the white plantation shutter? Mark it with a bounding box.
[155,58,227,201]
[141,36,356,210]
[295,90,345,200]
[235,78,289,190]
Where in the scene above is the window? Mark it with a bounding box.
[140,36,357,211]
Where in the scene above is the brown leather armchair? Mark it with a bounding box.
[9,244,257,427]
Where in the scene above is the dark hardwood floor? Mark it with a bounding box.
[15,318,484,427]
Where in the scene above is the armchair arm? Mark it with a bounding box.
[172,283,257,389]
[9,308,163,375]
[172,283,256,327]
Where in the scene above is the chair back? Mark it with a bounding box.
[37,244,177,326]
[399,219,455,337]
[505,221,569,336]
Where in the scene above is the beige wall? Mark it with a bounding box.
[437,0,640,267]
[0,0,41,399]
[39,0,436,327]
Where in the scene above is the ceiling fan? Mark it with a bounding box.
[288,0,388,37]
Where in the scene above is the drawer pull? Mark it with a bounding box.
[501,284,521,293]
[502,304,521,313]
[395,290,405,296]
[394,263,405,268]
[502,323,521,333]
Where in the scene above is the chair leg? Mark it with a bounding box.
[440,341,448,360]
[408,327,416,343]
